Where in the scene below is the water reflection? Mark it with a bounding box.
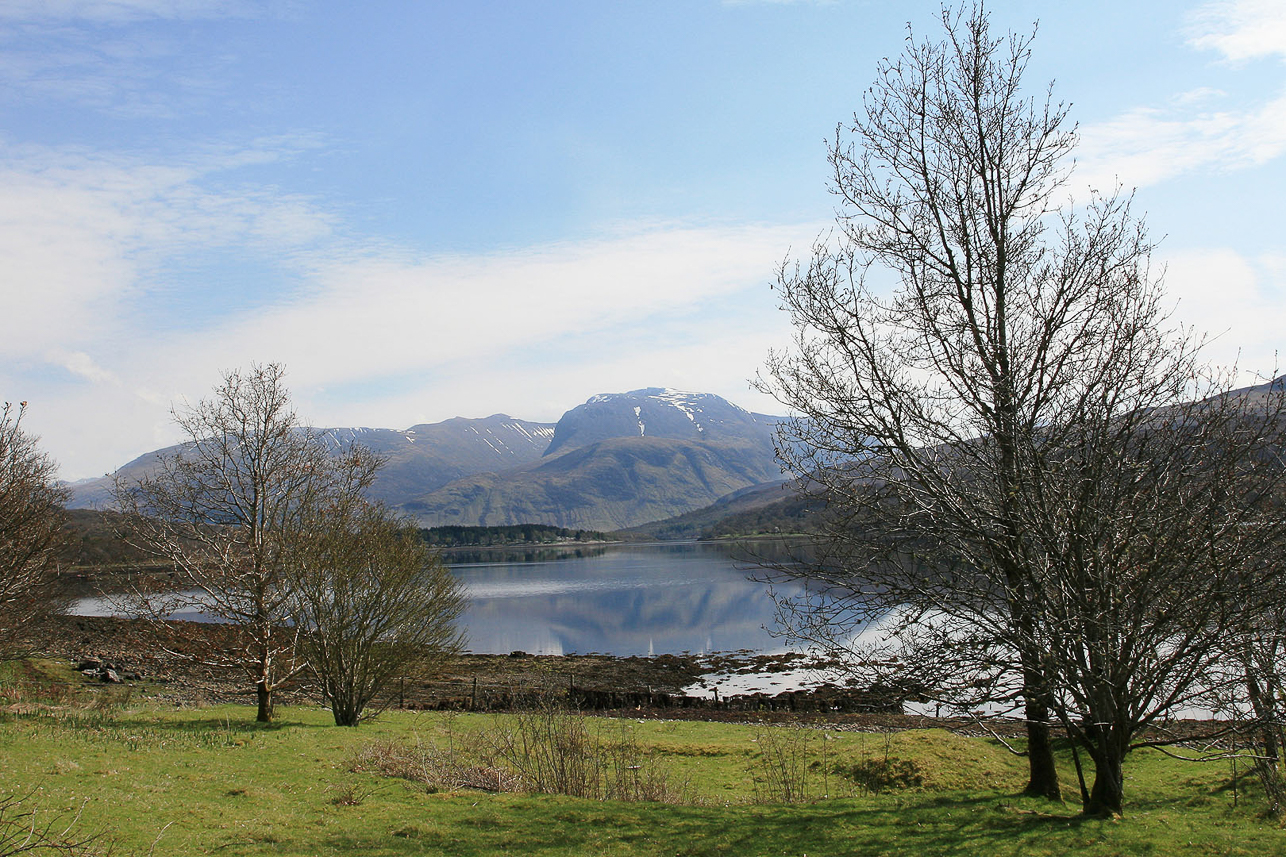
[455,542,799,656]
[69,541,805,657]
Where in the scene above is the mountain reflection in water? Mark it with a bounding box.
[451,541,798,656]
[69,541,807,657]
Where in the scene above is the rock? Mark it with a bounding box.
[101,669,122,684]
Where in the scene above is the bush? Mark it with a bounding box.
[353,699,688,803]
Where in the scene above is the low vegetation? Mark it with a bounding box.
[1,661,1283,856]
[418,524,612,547]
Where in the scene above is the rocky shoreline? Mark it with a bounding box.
[27,615,937,724]
[20,615,1235,744]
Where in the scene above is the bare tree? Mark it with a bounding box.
[113,364,380,722]
[0,789,112,856]
[288,501,465,726]
[1224,576,1286,817]
[761,2,1093,801]
[0,402,69,656]
[1020,377,1286,814]
[759,3,1286,814]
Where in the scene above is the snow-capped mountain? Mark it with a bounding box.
[403,389,785,530]
[68,415,556,511]
[70,388,785,531]
[544,388,776,457]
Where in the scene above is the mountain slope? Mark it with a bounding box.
[402,435,784,530]
[68,387,785,531]
[318,416,554,506]
[68,415,555,510]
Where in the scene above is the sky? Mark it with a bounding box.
[1,0,1283,481]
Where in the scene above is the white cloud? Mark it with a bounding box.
[1071,1,1286,192]
[1187,0,1286,63]
[176,222,805,384]
[123,219,813,421]
[1075,89,1286,190]
[1161,247,1285,380]
[55,351,120,386]
[0,135,813,479]
[0,141,335,361]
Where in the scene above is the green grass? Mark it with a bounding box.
[0,670,1282,855]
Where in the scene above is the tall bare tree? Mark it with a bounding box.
[288,500,465,726]
[761,2,1089,801]
[761,3,1286,815]
[114,364,380,722]
[0,402,69,656]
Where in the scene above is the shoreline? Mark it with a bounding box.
[31,614,905,719]
[21,615,1234,744]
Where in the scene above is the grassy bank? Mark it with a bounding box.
[0,663,1281,856]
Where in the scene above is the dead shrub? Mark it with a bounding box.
[350,737,519,794]
[749,725,813,803]
[353,701,688,803]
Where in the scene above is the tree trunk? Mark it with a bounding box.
[1084,744,1124,816]
[256,681,273,723]
[1023,695,1062,800]
[1014,605,1061,800]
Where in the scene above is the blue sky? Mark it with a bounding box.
[1,0,1283,480]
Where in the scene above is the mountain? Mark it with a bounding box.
[544,388,775,455]
[400,389,784,530]
[68,415,555,510]
[68,387,785,532]
[316,416,555,506]
[618,479,807,541]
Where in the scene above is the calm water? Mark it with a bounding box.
[454,541,797,656]
[70,541,802,657]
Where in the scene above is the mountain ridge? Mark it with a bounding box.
[68,388,787,531]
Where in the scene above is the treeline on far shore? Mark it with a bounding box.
[418,523,613,547]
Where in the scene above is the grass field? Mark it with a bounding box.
[1,660,1282,856]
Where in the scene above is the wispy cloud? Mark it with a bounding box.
[1070,1,1286,191]
[1162,246,1285,380]
[1076,89,1286,189]
[0,140,336,361]
[0,136,812,477]
[1186,0,1286,62]
[150,220,810,387]
[0,0,259,24]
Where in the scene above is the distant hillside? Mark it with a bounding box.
[620,479,823,540]
[58,509,153,568]
[419,524,611,547]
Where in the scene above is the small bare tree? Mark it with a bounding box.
[1226,592,1286,817]
[289,501,465,726]
[0,789,112,856]
[113,364,380,722]
[0,402,69,656]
